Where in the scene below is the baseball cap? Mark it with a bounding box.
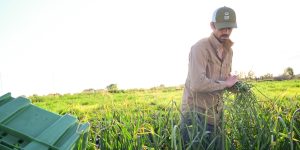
[212,6,237,29]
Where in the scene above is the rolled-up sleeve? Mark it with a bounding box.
[189,45,227,93]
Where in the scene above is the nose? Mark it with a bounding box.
[222,28,232,34]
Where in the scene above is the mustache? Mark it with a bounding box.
[221,34,229,38]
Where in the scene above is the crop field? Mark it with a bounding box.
[29,80,300,150]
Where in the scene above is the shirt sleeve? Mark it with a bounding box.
[188,45,227,93]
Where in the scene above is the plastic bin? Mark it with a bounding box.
[0,93,89,150]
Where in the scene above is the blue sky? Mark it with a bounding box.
[0,0,299,96]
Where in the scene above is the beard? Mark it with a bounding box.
[223,39,233,50]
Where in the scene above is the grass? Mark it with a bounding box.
[29,80,300,149]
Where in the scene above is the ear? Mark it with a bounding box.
[210,22,216,30]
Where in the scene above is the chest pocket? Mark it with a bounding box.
[207,58,222,80]
[220,63,231,80]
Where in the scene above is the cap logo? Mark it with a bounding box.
[224,12,229,20]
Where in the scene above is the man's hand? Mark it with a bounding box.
[224,75,238,88]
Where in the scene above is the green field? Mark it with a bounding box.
[29,80,300,150]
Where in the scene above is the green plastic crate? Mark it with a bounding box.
[0,93,89,150]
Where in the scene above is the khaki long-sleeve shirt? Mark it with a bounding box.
[181,33,233,125]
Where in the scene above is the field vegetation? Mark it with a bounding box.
[29,79,300,149]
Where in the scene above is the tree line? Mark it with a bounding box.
[235,67,299,81]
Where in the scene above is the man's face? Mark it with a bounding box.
[211,23,233,43]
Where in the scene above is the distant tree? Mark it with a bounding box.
[236,71,246,80]
[159,84,165,88]
[106,84,118,92]
[284,67,294,77]
[274,67,294,81]
[260,73,273,80]
[247,70,256,80]
[82,88,96,93]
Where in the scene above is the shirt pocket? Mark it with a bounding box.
[221,63,231,79]
[207,58,221,80]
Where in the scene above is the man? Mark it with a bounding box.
[180,6,238,148]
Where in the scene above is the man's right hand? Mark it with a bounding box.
[224,75,238,88]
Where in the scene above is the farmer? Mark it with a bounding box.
[180,6,238,148]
